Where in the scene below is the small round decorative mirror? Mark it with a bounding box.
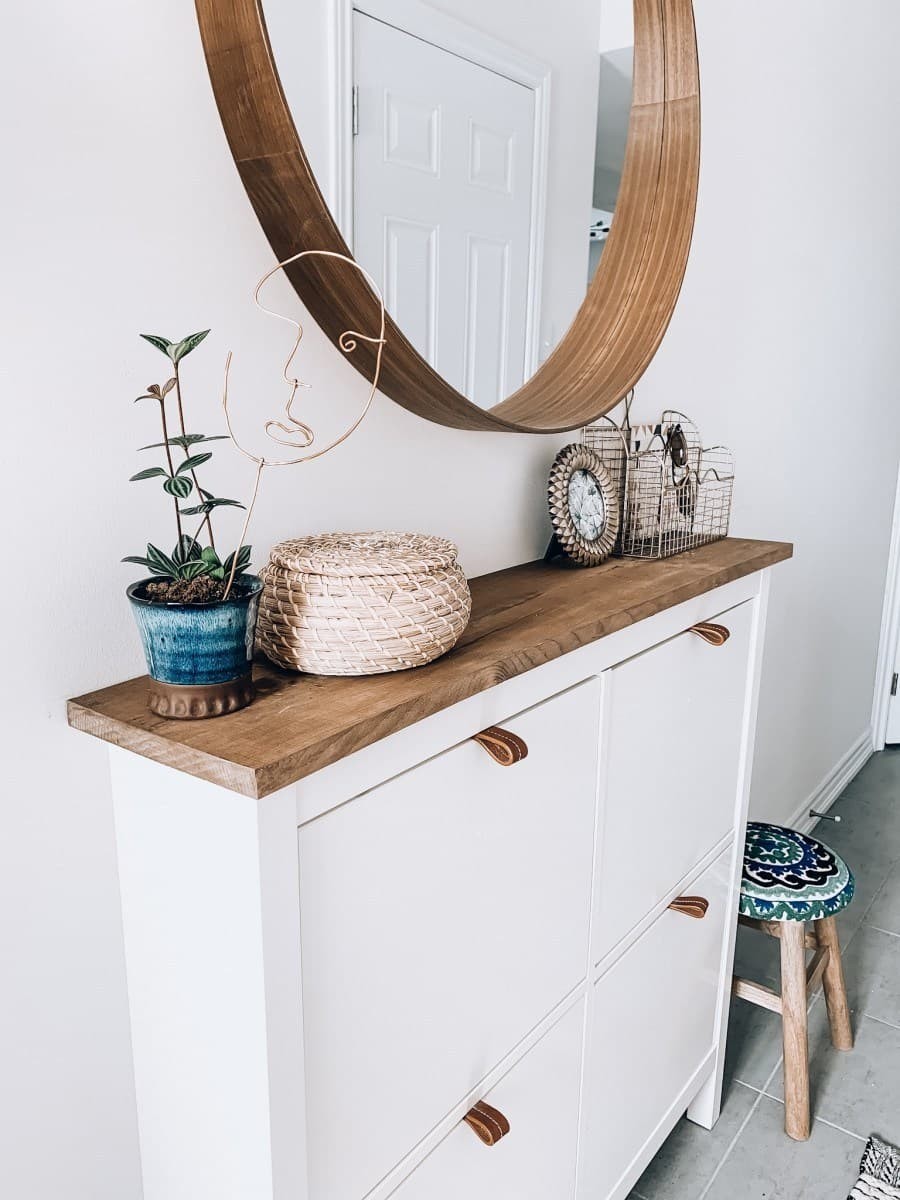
[570,471,609,542]
[196,0,699,434]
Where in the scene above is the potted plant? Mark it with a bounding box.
[124,330,262,720]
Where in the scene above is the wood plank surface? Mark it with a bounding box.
[68,539,792,797]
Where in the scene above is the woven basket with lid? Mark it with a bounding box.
[256,532,472,676]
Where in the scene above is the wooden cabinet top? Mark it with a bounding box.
[68,538,791,797]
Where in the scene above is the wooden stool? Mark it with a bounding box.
[732,822,855,1141]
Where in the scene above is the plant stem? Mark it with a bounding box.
[174,362,216,550]
[158,398,183,543]
[192,514,209,545]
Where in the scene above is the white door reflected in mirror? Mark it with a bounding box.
[352,11,536,408]
[269,0,635,408]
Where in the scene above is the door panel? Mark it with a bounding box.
[582,847,733,1198]
[298,681,600,1200]
[464,236,511,404]
[594,601,753,963]
[353,11,535,403]
[389,1001,585,1200]
[384,217,437,361]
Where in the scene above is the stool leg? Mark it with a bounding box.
[816,916,853,1051]
[780,921,811,1140]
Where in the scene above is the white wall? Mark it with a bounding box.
[598,0,635,52]
[2,1,899,1197]
[593,47,633,210]
[638,0,900,820]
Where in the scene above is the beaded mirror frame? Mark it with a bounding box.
[195,0,700,434]
[547,444,620,566]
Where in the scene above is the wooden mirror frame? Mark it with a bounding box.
[195,0,699,433]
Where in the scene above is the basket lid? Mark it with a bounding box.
[267,532,461,578]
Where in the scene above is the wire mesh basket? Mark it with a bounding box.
[582,409,734,560]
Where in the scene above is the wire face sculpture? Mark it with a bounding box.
[221,250,387,597]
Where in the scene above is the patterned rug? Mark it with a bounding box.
[849,1138,900,1199]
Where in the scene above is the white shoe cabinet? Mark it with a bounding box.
[69,540,791,1200]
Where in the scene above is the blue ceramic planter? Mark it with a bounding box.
[127,575,263,719]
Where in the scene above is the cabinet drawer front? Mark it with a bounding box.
[389,999,585,1200]
[298,681,600,1200]
[582,846,732,1198]
[595,600,752,963]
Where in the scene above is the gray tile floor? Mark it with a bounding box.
[631,747,900,1200]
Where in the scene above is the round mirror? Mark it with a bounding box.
[568,469,608,541]
[196,0,699,433]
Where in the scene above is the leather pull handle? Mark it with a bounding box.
[689,622,730,647]
[463,1100,511,1146]
[472,726,528,766]
[668,895,710,920]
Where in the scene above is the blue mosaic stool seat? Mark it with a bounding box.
[733,822,855,1142]
[740,822,855,922]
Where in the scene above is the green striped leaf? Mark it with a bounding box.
[139,435,229,451]
[129,467,168,482]
[172,535,201,565]
[176,452,212,474]
[171,330,210,363]
[140,334,173,356]
[180,497,245,516]
[163,475,193,499]
[145,544,179,579]
[222,545,252,578]
[179,560,208,580]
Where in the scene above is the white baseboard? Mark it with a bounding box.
[787,730,873,835]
